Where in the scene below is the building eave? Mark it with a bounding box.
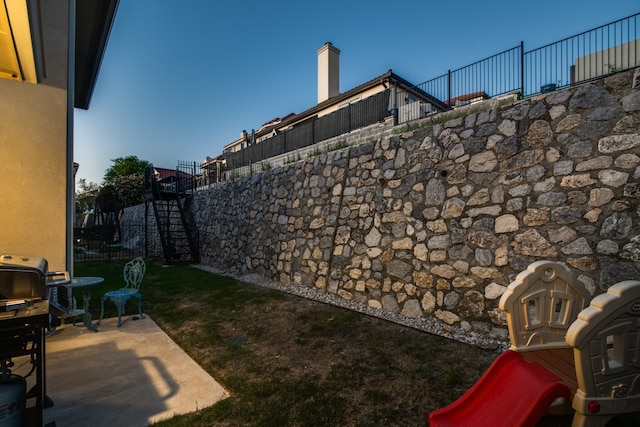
[74,0,119,110]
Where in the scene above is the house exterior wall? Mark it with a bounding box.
[0,0,72,272]
[223,131,249,154]
[317,85,387,118]
[223,140,245,153]
[573,39,640,82]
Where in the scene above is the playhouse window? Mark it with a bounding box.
[605,334,623,370]
[522,289,546,330]
[599,323,632,375]
[550,297,571,327]
[553,299,565,323]
[526,298,541,327]
[549,291,575,328]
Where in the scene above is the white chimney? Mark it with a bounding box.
[317,42,340,103]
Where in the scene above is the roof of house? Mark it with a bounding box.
[251,69,448,139]
[444,91,490,106]
[255,113,297,135]
[153,167,193,181]
[201,154,225,167]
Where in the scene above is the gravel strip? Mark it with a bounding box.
[194,265,508,351]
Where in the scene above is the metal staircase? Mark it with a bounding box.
[144,163,199,264]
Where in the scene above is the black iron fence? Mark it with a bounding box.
[74,223,162,262]
[418,12,640,106]
[525,13,639,94]
[175,160,199,193]
[148,161,200,196]
[418,44,523,108]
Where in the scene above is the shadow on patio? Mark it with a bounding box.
[11,315,228,427]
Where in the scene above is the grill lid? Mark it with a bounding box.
[0,254,48,275]
[0,254,69,300]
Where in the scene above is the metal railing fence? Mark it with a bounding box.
[524,13,639,95]
[418,44,523,107]
[74,223,162,262]
[414,12,640,107]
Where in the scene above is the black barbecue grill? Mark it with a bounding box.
[0,254,70,300]
[0,254,69,427]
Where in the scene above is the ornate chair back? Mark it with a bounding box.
[123,257,146,292]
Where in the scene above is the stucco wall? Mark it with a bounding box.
[0,1,71,272]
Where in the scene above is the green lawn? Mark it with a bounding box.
[73,258,498,426]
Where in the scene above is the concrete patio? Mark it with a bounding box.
[16,315,228,426]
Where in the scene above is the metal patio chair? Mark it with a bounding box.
[98,257,146,327]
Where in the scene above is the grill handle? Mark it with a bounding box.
[46,271,71,286]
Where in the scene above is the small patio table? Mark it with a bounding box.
[67,276,104,332]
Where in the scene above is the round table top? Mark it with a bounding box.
[68,276,104,287]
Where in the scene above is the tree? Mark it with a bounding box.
[102,156,150,207]
[103,156,150,186]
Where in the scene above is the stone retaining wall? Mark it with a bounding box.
[126,69,640,346]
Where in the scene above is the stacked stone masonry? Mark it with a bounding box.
[128,69,640,346]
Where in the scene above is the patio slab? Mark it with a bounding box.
[35,315,228,426]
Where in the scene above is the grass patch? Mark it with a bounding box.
[328,140,349,151]
[283,153,301,164]
[74,258,498,426]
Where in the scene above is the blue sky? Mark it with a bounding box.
[74,0,640,186]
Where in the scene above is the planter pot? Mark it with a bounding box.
[541,83,557,93]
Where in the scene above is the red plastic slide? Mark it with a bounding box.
[428,350,570,427]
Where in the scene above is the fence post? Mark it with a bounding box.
[520,41,525,97]
[447,70,451,107]
[390,85,398,125]
[193,161,197,187]
[144,201,148,257]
